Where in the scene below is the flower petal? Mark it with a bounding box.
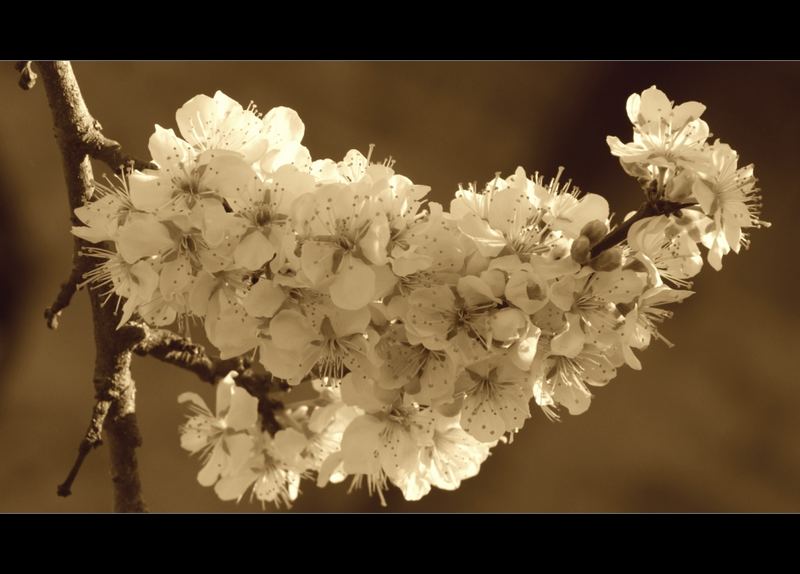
[128,172,173,213]
[457,212,507,257]
[226,385,259,432]
[242,279,286,318]
[329,255,375,311]
[116,214,174,263]
[197,442,226,487]
[234,230,276,271]
[214,468,258,502]
[300,240,338,287]
[269,309,318,350]
[359,214,390,266]
[148,125,193,178]
[550,313,585,358]
[340,414,384,475]
[264,106,305,148]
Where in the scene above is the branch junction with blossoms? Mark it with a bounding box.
[67,85,769,508]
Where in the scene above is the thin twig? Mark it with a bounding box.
[44,253,89,330]
[590,200,696,258]
[87,136,157,174]
[57,399,111,497]
[590,202,657,258]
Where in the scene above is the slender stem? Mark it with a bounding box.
[590,200,695,258]
[57,399,111,497]
[44,251,89,329]
[590,202,657,258]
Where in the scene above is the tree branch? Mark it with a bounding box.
[133,325,285,388]
[35,61,148,512]
[21,61,155,174]
[134,325,246,383]
[133,325,289,434]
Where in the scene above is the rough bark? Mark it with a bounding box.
[37,61,147,512]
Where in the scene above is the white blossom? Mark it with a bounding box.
[607,85,710,172]
[692,142,770,270]
[68,87,768,509]
[178,372,259,487]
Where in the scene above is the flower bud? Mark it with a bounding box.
[579,220,608,245]
[490,308,528,342]
[665,171,694,203]
[570,235,592,264]
[589,247,623,272]
[551,243,569,260]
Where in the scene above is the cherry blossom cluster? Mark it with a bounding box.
[71,86,768,508]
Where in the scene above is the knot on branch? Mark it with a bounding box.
[94,383,125,403]
[15,61,37,90]
[115,322,148,351]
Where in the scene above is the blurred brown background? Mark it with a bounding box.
[0,61,797,512]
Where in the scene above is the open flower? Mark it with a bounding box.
[178,371,259,487]
[80,248,160,327]
[377,323,459,406]
[259,304,379,385]
[336,406,435,505]
[392,201,466,283]
[126,126,204,217]
[450,167,540,258]
[404,276,502,358]
[534,168,610,240]
[71,174,142,243]
[416,416,491,492]
[211,157,315,271]
[692,142,770,270]
[607,85,710,172]
[627,215,703,287]
[457,359,533,443]
[175,90,271,166]
[278,399,361,477]
[390,414,493,502]
[295,177,391,310]
[213,431,302,509]
[536,342,617,417]
[547,267,645,348]
[619,285,693,369]
[190,270,261,358]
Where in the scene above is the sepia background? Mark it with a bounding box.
[0,61,797,512]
